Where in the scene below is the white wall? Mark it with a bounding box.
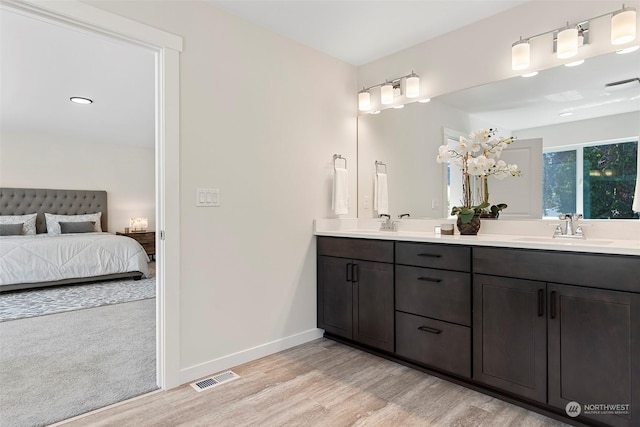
[514,111,640,149]
[85,0,357,377]
[0,131,155,232]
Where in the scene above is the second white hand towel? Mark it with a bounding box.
[332,167,349,215]
[375,172,389,215]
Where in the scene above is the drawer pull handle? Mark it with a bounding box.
[417,276,442,283]
[346,263,352,282]
[418,326,442,334]
[417,253,442,258]
[550,290,557,319]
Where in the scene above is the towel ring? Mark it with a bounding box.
[375,160,387,174]
[333,154,347,169]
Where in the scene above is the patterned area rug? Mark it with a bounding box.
[0,264,156,322]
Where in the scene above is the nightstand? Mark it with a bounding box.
[116,231,156,260]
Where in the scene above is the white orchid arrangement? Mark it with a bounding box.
[436,128,522,223]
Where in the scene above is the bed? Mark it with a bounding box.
[0,188,150,292]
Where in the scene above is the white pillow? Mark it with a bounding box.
[0,213,37,235]
[45,212,102,235]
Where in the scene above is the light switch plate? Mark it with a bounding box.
[196,188,220,207]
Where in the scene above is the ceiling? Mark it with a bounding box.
[208,0,528,66]
[0,9,155,149]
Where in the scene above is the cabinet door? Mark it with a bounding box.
[353,260,394,352]
[473,274,547,403]
[318,256,352,339]
[548,284,640,427]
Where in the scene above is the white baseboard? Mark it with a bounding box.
[178,328,324,386]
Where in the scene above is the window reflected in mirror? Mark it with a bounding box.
[543,139,639,219]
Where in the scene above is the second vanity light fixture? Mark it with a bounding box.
[358,71,420,111]
[511,4,637,70]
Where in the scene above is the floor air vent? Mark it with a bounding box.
[190,370,240,392]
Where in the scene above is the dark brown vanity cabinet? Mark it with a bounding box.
[317,237,394,352]
[395,242,472,378]
[473,274,547,402]
[547,283,640,427]
[474,247,640,427]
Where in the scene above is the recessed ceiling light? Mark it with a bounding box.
[565,60,585,67]
[70,97,93,105]
[559,112,573,117]
[521,71,538,77]
[418,98,431,103]
[616,45,640,54]
[393,105,405,109]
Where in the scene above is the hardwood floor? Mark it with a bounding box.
[60,338,568,426]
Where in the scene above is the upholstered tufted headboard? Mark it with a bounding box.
[0,188,108,233]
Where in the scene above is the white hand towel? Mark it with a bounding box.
[633,147,640,213]
[375,172,389,215]
[332,167,349,215]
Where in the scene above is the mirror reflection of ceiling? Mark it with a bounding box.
[0,10,155,148]
[437,50,640,131]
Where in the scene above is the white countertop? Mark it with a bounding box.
[314,219,640,256]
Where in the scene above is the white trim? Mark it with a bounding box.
[3,0,183,390]
[4,0,182,51]
[179,329,325,385]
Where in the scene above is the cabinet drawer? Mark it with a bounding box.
[396,265,471,326]
[396,311,471,378]
[317,237,393,263]
[396,242,470,271]
[473,247,640,292]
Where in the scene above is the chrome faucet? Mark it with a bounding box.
[397,213,410,219]
[379,214,398,232]
[554,213,585,239]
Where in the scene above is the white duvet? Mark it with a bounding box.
[0,233,150,287]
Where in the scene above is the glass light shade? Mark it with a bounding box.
[358,91,370,111]
[380,83,394,105]
[511,40,530,70]
[405,75,420,98]
[611,8,637,45]
[130,217,148,232]
[557,27,578,59]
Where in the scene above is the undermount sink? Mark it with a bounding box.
[513,237,614,245]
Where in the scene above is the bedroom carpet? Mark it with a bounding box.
[0,264,155,322]
[0,298,157,427]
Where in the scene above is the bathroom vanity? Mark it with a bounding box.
[315,223,640,427]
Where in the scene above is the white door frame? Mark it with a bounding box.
[2,0,183,389]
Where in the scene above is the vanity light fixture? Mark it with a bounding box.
[611,6,636,45]
[358,89,371,111]
[70,96,93,104]
[405,72,420,98]
[511,5,637,71]
[357,72,420,111]
[521,71,539,77]
[380,82,394,105]
[511,38,530,70]
[557,24,579,59]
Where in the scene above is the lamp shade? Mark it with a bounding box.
[358,91,371,111]
[405,74,420,98]
[611,7,636,45]
[557,27,578,59]
[380,83,394,105]
[130,217,148,232]
[511,40,530,70]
